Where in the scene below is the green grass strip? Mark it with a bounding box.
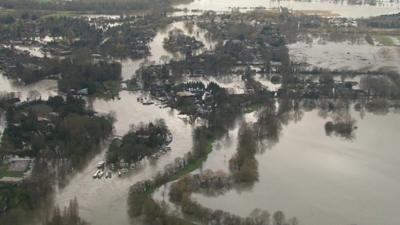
[374,35,395,46]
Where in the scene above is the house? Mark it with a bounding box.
[0,156,33,184]
[176,91,196,99]
[77,88,89,95]
[270,61,282,73]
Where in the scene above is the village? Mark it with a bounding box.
[0,2,400,224]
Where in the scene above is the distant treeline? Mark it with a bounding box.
[0,0,190,12]
[362,13,400,28]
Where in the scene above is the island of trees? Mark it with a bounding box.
[107,119,172,166]
[163,28,204,55]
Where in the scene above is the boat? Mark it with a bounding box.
[161,146,172,153]
[165,132,173,144]
[121,168,129,174]
[93,170,101,179]
[150,153,161,160]
[97,161,105,169]
[177,114,189,122]
[97,170,104,178]
[142,100,154,105]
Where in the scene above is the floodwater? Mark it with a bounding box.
[0,19,209,225]
[53,91,194,225]
[2,44,50,58]
[176,0,400,18]
[50,19,216,225]
[288,36,400,72]
[192,107,400,225]
[0,71,58,138]
[120,20,215,80]
[0,72,58,101]
[14,45,47,58]
[0,110,6,139]
[184,74,246,94]
[1,11,400,225]
[254,74,282,92]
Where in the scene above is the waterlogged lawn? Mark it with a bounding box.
[374,35,395,46]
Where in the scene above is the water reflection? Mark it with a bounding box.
[190,99,400,225]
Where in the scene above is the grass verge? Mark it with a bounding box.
[167,139,213,182]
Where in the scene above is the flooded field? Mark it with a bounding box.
[176,0,400,18]
[289,36,400,72]
[191,107,400,225]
